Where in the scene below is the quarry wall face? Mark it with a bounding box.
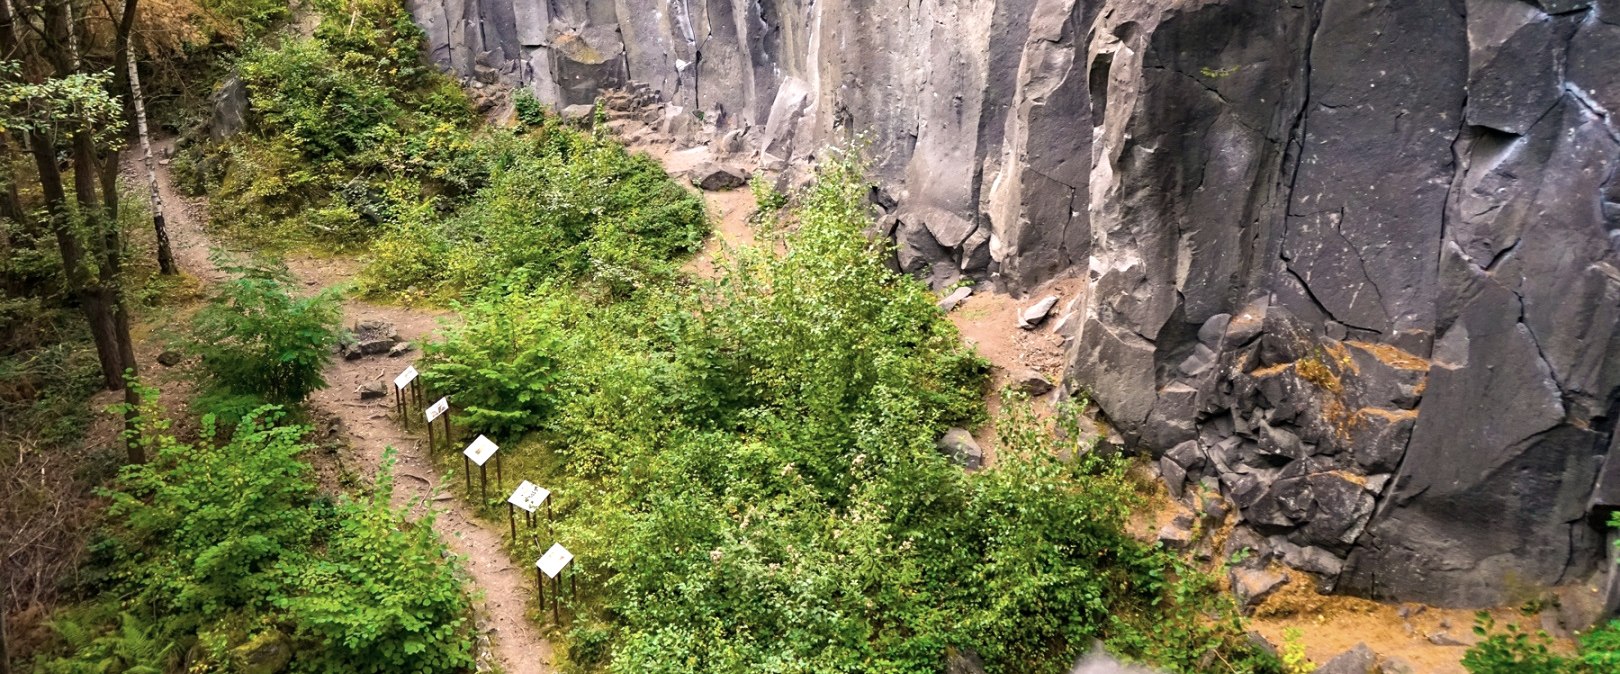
[409,0,1620,609]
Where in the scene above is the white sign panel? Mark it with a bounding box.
[393,365,418,390]
[463,435,498,466]
[424,397,449,423]
[507,481,550,512]
[537,543,573,579]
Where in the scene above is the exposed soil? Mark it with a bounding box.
[1248,578,1548,673]
[630,141,760,278]
[944,275,1087,464]
[145,139,556,674]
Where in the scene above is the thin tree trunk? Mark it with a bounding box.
[114,0,171,275]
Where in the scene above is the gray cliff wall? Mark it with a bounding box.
[409,0,1620,608]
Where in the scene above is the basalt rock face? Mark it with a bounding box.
[411,0,1620,608]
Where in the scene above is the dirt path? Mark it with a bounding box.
[631,143,758,277]
[146,139,555,674]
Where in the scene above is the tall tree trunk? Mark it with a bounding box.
[113,0,171,274]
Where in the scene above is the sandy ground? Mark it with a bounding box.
[943,276,1087,464]
[631,141,761,278]
[145,139,556,674]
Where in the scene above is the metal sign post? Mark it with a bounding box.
[424,397,450,453]
[463,435,499,502]
[506,481,550,542]
[537,543,574,625]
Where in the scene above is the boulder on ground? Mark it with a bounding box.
[1017,295,1059,329]
[937,286,972,312]
[690,163,748,191]
[1230,567,1289,613]
[936,428,983,470]
[1012,370,1054,396]
[231,630,291,674]
[388,342,414,357]
[1315,643,1379,674]
[561,104,595,123]
[157,351,184,367]
[1156,513,1195,550]
[358,381,387,400]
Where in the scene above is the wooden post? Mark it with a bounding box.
[551,574,561,625]
[508,503,517,540]
[479,462,489,503]
[463,454,473,493]
[536,566,546,621]
[426,413,435,452]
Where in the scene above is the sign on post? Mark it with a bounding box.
[537,543,573,579]
[506,481,550,540]
[463,435,501,501]
[507,481,550,512]
[425,397,449,423]
[464,435,498,465]
[537,543,575,624]
[393,365,419,390]
[393,366,421,427]
[424,396,451,453]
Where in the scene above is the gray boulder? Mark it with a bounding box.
[690,164,748,191]
[358,381,387,400]
[936,428,984,470]
[1314,643,1378,674]
[1017,296,1059,329]
[937,286,972,312]
[1012,370,1054,396]
[209,75,248,140]
[1230,567,1289,613]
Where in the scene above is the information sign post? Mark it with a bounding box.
[393,366,419,428]
[506,481,550,541]
[537,543,574,625]
[463,435,499,502]
[424,397,450,453]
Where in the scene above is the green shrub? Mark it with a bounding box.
[514,88,548,126]
[205,0,472,249]
[280,454,476,674]
[421,152,1275,673]
[361,126,707,299]
[191,266,343,403]
[33,388,476,673]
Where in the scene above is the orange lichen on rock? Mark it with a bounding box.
[1295,354,1343,393]
[1346,340,1431,371]
[1249,362,1294,378]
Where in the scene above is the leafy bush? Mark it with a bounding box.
[191,266,343,403]
[422,153,1276,673]
[204,0,472,249]
[32,388,476,673]
[280,456,475,673]
[361,125,707,300]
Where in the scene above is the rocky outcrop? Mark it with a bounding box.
[408,0,1620,609]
